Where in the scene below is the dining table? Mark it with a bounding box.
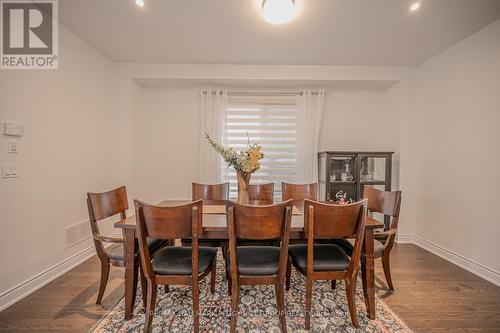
[114,200,384,321]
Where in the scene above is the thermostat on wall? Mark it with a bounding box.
[2,121,24,137]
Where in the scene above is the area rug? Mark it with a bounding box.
[90,250,413,332]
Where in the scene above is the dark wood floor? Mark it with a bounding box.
[0,244,499,332]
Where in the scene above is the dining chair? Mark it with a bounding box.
[134,199,217,333]
[338,186,402,291]
[281,182,317,210]
[187,182,230,266]
[227,200,293,333]
[86,186,165,305]
[282,182,318,288]
[287,199,367,329]
[186,182,229,247]
[248,182,274,205]
[192,182,229,205]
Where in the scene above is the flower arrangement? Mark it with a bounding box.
[205,133,264,175]
[205,133,264,203]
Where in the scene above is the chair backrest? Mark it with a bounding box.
[192,182,229,204]
[86,186,128,259]
[248,183,274,205]
[304,199,367,277]
[87,186,128,223]
[227,200,293,241]
[134,200,203,278]
[304,199,367,239]
[135,200,202,240]
[362,186,402,228]
[281,182,317,210]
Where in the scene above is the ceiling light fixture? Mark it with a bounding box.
[262,0,297,25]
[409,2,421,12]
[135,0,145,7]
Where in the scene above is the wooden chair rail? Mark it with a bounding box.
[374,228,397,238]
[93,234,125,244]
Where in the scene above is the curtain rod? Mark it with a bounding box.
[227,91,303,96]
[201,90,325,96]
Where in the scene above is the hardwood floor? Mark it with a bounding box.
[0,244,499,332]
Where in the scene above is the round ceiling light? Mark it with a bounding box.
[409,2,421,12]
[262,0,297,24]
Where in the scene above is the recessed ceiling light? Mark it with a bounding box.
[135,0,145,7]
[262,0,297,25]
[409,2,421,12]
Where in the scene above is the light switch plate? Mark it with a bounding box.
[2,163,19,178]
[2,121,24,137]
[8,139,18,153]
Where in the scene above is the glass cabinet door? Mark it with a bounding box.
[329,155,357,202]
[360,155,387,184]
[330,156,356,182]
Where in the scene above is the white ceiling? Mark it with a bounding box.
[59,0,500,66]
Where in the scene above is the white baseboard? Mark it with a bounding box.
[395,233,415,244]
[0,245,97,312]
[396,233,500,287]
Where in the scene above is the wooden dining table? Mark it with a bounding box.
[114,200,384,321]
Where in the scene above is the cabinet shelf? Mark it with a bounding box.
[360,180,386,185]
[330,181,356,185]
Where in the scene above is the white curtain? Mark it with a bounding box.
[199,89,227,183]
[297,89,327,182]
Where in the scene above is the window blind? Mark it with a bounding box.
[222,94,299,200]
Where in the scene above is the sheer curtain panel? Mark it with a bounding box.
[199,89,227,183]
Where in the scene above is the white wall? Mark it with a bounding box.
[0,25,131,308]
[414,20,500,277]
[131,87,200,203]
[319,89,399,153]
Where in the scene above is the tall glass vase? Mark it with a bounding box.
[236,171,251,204]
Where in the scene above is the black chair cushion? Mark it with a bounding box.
[288,244,350,272]
[151,246,217,275]
[147,238,166,253]
[106,244,125,261]
[106,238,166,261]
[229,246,281,276]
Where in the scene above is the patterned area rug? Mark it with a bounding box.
[90,251,413,332]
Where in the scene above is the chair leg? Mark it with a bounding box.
[230,281,239,333]
[139,264,147,307]
[345,278,360,328]
[382,253,394,291]
[193,279,200,333]
[96,259,110,305]
[227,269,232,296]
[285,258,291,291]
[305,277,313,330]
[210,258,216,294]
[361,258,369,311]
[144,281,157,333]
[331,280,337,290]
[275,283,287,333]
[222,244,228,281]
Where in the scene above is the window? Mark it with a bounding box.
[222,93,299,200]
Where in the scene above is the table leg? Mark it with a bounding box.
[124,228,137,320]
[363,227,376,319]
